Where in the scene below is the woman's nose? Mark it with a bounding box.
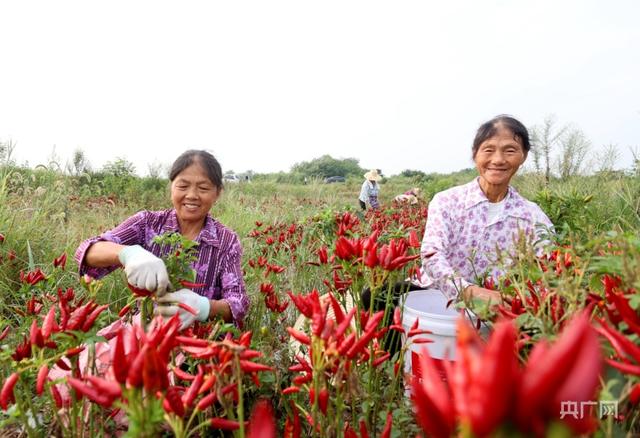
[185,187,198,198]
[491,151,506,163]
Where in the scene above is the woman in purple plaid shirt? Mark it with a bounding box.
[75,150,249,328]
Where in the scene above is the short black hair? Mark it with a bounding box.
[472,115,530,158]
[169,150,224,190]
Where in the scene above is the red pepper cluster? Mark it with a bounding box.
[594,274,640,406]
[412,313,602,437]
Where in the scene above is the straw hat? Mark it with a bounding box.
[364,169,382,182]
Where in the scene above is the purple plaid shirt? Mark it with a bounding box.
[420,178,553,300]
[75,209,249,324]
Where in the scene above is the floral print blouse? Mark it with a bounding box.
[419,177,553,300]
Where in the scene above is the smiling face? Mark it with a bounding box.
[474,124,527,200]
[171,161,220,228]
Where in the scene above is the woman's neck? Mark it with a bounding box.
[179,218,206,240]
[478,178,508,203]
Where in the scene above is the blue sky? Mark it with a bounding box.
[1,0,638,176]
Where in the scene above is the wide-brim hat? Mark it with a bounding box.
[364,169,382,181]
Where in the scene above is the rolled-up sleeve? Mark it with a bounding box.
[74,211,148,279]
[420,194,471,300]
[218,237,249,325]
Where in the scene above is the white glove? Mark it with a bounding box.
[118,245,170,296]
[155,289,210,330]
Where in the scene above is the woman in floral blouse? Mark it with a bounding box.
[420,115,553,304]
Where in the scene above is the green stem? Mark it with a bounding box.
[234,356,246,438]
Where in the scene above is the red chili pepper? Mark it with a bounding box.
[173,366,195,381]
[337,332,356,356]
[49,382,63,408]
[286,327,311,345]
[67,377,114,408]
[182,367,204,408]
[630,382,640,405]
[292,373,312,386]
[112,330,127,384]
[210,417,241,430]
[247,400,276,437]
[118,304,132,318]
[334,308,356,340]
[1,372,19,410]
[608,291,640,335]
[282,386,300,395]
[467,320,519,437]
[359,419,370,438]
[66,346,85,358]
[318,388,329,415]
[380,411,393,438]
[164,386,185,417]
[284,414,301,438]
[176,335,210,347]
[142,348,168,392]
[36,364,48,395]
[127,345,147,388]
[198,373,217,395]
[411,349,455,438]
[127,283,153,297]
[239,360,272,373]
[55,358,71,371]
[81,304,108,332]
[66,303,92,331]
[373,352,391,368]
[596,320,640,363]
[605,359,640,376]
[30,320,44,348]
[85,375,122,399]
[343,423,358,438]
[179,280,206,289]
[310,294,326,337]
[327,292,345,324]
[41,306,57,339]
[196,391,218,411]
[53,253,67,269]
[0,325,9,342]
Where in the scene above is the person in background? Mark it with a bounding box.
[358,169,382,211]
[420,115,553,305]
[394,187,421,205]
[76,149,249,328]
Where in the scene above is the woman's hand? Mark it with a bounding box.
[118,245,170,296]
[462,285,502,305]
[155,289,211,330]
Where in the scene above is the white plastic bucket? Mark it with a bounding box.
[401,289,477,381]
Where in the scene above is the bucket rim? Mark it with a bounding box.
[401,289,476,322]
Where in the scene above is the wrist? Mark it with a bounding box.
[462,284,475,300]
[196,295,211,321]
[208,299,232,322]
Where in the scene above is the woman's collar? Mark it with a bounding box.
[164,209,220,247]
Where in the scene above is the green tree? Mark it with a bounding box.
[291,155,364,179]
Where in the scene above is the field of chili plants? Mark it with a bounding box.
[1,165,640,437]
